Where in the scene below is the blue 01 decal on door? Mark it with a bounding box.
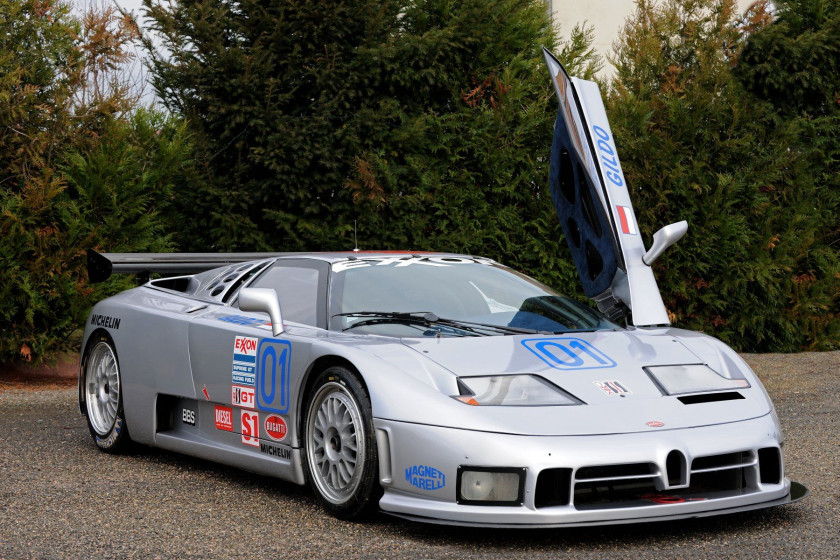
[521,337,616,370]
[256,338,292,414]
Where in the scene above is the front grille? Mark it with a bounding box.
[535,448,776,511]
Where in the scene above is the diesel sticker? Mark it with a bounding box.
[90,314,121,330]
[232,336,258,386]
[259,442,291,460]
[405,465,446,490]
[214,406,233,431]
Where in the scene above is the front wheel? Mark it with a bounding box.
[83,333,131,453]
[303,366,380,520]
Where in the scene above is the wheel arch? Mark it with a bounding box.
[296,354,368,444]
[78,328,115,415]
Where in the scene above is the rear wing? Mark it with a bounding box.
[87,249,297,283]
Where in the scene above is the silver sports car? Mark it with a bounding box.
[78,50,805,526]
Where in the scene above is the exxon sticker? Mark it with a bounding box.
[232,336,258,386]
[405,465,445,491]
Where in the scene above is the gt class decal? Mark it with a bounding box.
[231,336,258,386]
[256,338,292,414]
[232,385,255,409]
[521,337,616,370]
[264,415,288,442]
[241,410,260,446]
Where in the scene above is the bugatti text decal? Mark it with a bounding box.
[592,125,624,187]
[406,465,446,490]
[256,338,292,414]
[521,337,616,370]
[90,314,120,329]
[231,336,258,386]
[264,415,288,442]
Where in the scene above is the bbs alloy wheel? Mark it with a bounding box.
[304,366,380,519]
[83,334,130,452]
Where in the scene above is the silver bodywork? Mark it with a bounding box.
[79,251,797,526]
[78,51,802,525]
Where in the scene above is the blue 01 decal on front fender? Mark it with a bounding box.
[256,338,292,414]
[521,337,616,370]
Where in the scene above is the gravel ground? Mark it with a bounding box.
[0,352,837,559]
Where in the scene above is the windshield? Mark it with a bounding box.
[328,256,618,337]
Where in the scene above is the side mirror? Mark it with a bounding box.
[238,288,284,336]
[643,221,688,266]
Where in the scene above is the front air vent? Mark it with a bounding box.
[576,463,654,480]
[691,451,753,472]
[534,468,572,508]
[758,447,782,484]
[666,450,686,487]
[678,392,744,405]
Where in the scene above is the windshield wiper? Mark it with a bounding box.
[333,311,544,336]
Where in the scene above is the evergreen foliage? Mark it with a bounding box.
[0,2,191,362]
[144,0,594,293]
[607,0,839,350]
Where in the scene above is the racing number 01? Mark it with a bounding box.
[256,339,292,414]
[520,337,616,370]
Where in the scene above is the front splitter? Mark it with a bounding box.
[383,481,808,529]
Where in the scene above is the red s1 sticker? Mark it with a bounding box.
[214,406,233,431]
[241,410,259,446]
[264,415,288,442]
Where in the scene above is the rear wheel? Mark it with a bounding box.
[83,333,131,453]
[303,366,380,519]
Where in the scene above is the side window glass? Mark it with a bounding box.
[249,265,321,327]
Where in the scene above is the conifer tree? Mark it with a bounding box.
[143,0,597,291]
[607,0,839,350]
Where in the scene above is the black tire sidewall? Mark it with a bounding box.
[82,331,130,453]
[303,366,381,520]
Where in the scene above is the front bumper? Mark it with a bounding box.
[374,414,804,527]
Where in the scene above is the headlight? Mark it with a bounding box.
[457,467,525,505]
[453,374,582,406]
[645,364,750,395]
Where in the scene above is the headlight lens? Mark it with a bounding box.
[453,374,581,406]
[457,467,525,505]
[645,364,749,395]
